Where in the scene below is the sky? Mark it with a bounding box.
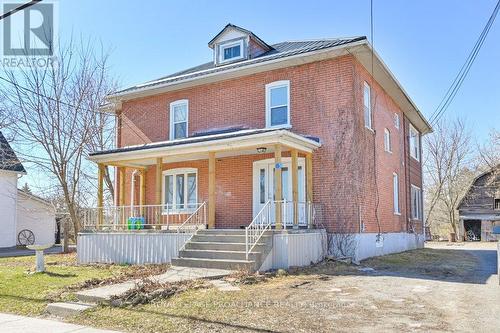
[8,0,500,192]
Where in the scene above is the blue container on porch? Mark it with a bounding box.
[127,217,145,230]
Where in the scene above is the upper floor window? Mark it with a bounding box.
[384,128,392,153]
[411,185,422,220]
[266,80,290,128]
[495,198,500,210]
[364,82,372,129]
[394,113,400,129]
[409,124,420,161]
[163,168,198,213]
[218,40,244,64]
[170,100,188,140]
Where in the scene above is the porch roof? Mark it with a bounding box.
[89,128,321,167]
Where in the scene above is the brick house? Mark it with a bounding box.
[82,24,432,268]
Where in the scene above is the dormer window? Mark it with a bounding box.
[209,24,273,66]
[219,40,244,63]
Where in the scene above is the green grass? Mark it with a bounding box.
[0,253,127,316]
[362,248,478,277]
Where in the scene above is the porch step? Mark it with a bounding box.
[171,257,256,271]
[185,241,267,252]
[192,234,271,243]
[179,249,261,261]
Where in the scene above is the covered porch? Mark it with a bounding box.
[86,128,322,232]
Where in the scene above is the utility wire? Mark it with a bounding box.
[429,0,500,125]
[0,74,148,144]
[0,0,41,21]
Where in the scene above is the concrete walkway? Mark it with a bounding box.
[0,313,120,332]
[75,266,232,303]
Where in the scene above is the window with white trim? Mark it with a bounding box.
[393,173,400,214]
[163,168,197,212]
[170,100,188,140]
[409,124,420,161]
[218,39,244,63]
[411,185,422,220]
[364,82,372,129]
[394,113,400,129]
[266,80,290,128]
[384,128,392,153]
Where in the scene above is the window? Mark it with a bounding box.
[364,82,372,129]
[495,198,500,210]
[218,40,244,63]
[384,128,392,153]
[266,80,290,128]
[411,185,422,220]
[394,113,400,129]
[170,100,188,140]
[163,168,197,212]
[409,124,420,161]
[393,173,400,214]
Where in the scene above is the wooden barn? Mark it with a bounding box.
[458,165,500,241]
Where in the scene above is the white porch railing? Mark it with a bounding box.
[81,202,207,231]
[246,200,272,260]
[275,200,321,229]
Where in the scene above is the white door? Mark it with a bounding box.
[253,158,306,226]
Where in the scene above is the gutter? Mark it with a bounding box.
[108,38,367,100]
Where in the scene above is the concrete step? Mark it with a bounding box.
[197,229,247,235]
[192,234,271,243]
[74,280,137,304]
[171,257,255,271]
[46,302,94,317]
[185,241,267,252]
[179,249,260,261]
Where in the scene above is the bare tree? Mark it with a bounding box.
[1,38,116,240]
[424,118,475,239]
[478,129,500,169]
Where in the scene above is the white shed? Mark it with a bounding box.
[16,190,56,246]
[0,131,55,247]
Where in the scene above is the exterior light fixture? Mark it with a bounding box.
[257,147,267,153]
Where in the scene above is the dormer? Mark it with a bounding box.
[208,23,273,66]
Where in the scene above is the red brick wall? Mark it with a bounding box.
[117,54,423,233]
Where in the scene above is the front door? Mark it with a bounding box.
[253,158,306,226]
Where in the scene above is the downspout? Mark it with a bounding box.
[131,169,139,215]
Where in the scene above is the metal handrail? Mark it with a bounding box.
[245,200,272,260]
[177,201,207,233]
[177,201,207,251]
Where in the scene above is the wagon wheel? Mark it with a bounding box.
[18,229,35,246]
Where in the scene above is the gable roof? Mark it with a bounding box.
[457,165,500,209]
[207,23,273,50]
[115,37,366,95]
[0,131,26,174]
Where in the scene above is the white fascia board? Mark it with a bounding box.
[89,130,321,164]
